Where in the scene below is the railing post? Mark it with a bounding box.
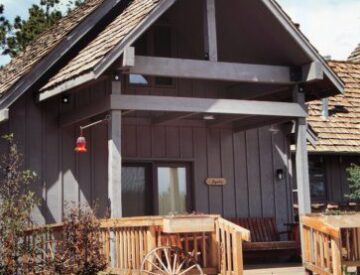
[331,238,342,275]
[233,231,244,275]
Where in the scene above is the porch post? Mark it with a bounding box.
[293,85,311,266]
[293,85,311,215]
[108,75,122,267]
[108,78,122,218]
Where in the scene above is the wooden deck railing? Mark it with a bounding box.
[23,215,250,275]
[301,215,360,275]
[216,217,250,274]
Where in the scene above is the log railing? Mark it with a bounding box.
[301,215,360,275]
[23,215,250,275]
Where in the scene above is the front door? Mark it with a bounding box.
[122,162,191,217]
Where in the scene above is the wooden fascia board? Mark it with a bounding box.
[93,0,177,78]
[127,56,292,84]
[0,0,122,109]
[262,0,344,93]
[110,95,307,118]
[38,72,95,102]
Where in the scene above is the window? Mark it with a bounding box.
[157,166,188,215]
[309,156,327,201]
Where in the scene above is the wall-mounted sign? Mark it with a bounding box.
[206,178,226,186]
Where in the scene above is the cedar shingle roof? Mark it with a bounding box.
[0,0,105,97]
[349,44,360,63]
[308,61,360,153]
[41,0,161,91]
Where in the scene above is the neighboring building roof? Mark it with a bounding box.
[0,0,105,98]
[308,61,360,153]
[349,44,360,63]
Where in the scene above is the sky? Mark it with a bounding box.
[0,0,359,65]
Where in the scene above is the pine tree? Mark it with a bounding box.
[0,0,85,58]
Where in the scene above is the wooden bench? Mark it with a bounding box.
[230,217,300,253]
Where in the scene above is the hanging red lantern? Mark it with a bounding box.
[75,129,87,153]
[74,116,110,153]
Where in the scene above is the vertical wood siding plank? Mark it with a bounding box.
[44,98,62,223]
[220,129,236,217]
[152,126,166,158]
[272,129,290,232]
[123,125,137,158]
[258,126,275,218]
[207,128,223,214]
[193,127,209,213]
[179,127,193,159]
[246,129,262,217]
[136,125,151,158]
[165,126,180,158]
[233,131,249,218]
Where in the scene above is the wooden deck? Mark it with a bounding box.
[244,264,305,275]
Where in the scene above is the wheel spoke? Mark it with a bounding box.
[175,259,187,274]
[146,259,168,275]
[172,251,178,273]
[154,250,171,273]
[178,264,199,275]
[163,248,171,272]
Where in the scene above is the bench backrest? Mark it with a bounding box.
[229,217,279,242]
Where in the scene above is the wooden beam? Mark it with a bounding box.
[302,61,323,82]
[233,116,291,132]
[110,94,307,118]
[208,115,251,128]
[226,85,289,100]
[126,56,292,84]
[152,112,197,125]
[204,0,218,61]
[122,46,135,69]
[0,108,9,123]
[59,96,110,127]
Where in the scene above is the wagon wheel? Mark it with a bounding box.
[140,246,204,275]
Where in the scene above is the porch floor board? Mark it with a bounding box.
[244,264,305,275]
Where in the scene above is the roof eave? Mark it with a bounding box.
[263,0,345,95]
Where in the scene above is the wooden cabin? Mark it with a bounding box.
[307,46,360,208]
[0,0,344,265]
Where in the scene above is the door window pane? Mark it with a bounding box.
[157,167,187,215]
[122,166,148,217]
